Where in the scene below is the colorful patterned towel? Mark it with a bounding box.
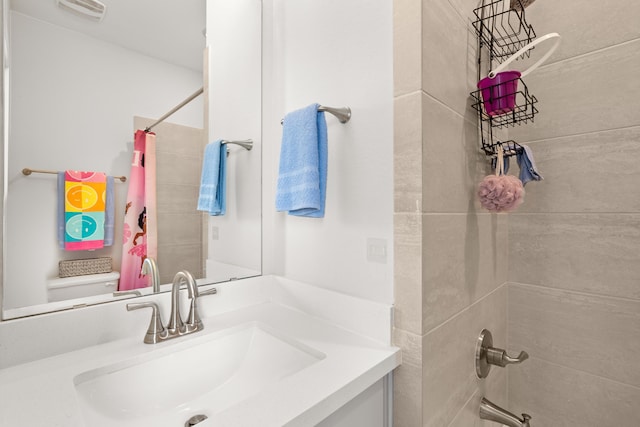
[64,170,107,251]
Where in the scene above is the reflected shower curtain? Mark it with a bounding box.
[118,130,158,290]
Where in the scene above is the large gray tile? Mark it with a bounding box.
[444,0,482,25]
[157,243,203,284]
[421,93,490,213]
[422,285,507,427]
[394,359,423,427]
[508,283,640,388]
[393,328,423,427]
[523,0,640,65]
[156,152,202,186]
[509,213,640,299]
[509,356,640,427]
[394,0,422,96]
[422,213,508,332]
[134,116,204,157]
[394,213,424,335]
[512,126,640,213]
[446,369,507,427]
[157,183,201,214]
[422,0,477,118]
[511,39,640,142]
[157,213,202,246]
[395,92,423,213]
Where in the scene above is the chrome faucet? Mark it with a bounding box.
[127,270,217,344]
[480,397,532,427]
[167,270,199,335]
[141,257,161,293]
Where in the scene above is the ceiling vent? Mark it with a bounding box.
[56,0,107,22]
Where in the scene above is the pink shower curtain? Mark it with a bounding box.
[118,130,158,291]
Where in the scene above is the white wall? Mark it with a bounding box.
[262,0,394,304]
[206,0,262,276]
[5,12,202,309]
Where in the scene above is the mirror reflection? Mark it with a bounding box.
[3,0,262,319]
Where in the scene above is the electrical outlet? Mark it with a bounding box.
[367,238,387,264]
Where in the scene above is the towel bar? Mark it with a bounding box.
[22,168,127,182]
[280,105,351,125]
[221,139,253,150]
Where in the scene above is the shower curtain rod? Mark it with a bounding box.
[144,87,204,132]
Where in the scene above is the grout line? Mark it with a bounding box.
[521,354,640,392]
[421,90,477,126]
[393,211,510,216]
[394,90,422,101]
[508,281,640,303]
[510,212,640,216]
[447,389,479,427]
[396,212,640,216]
[423,281,509,337]
[539,36,640,70]
[505,276,511,405]
[511,123,640,145]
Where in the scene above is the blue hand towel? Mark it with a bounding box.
[57,172,115,248]
[516,144,543,186]
[276,103,328,218]
[197,140,227,216]
[57,172,65,249]
[103,176,115,246]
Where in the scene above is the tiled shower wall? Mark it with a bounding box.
[507,2,640,426]
[134,117,205,285]
[393,0,510,425]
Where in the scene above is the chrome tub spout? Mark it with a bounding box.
[480,397,532,427]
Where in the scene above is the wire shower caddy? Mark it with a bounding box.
[470,0,538,158]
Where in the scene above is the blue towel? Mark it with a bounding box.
[197,140,227,216]
[57,172,65,249]
[57,172,115,248]
[516,144,543,186]
[103,176,115,246]
[276,103,328,218]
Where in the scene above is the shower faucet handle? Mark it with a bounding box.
[486,347,529,367]
[475,329,529,378]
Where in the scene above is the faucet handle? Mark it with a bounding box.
[113,290,142,297]
[476,329,529,378]
[486,348,529,367]
[185,287,217,333]
[199,287,218,297]
[127,302,166,344]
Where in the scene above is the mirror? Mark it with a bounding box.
[2,0,262,319]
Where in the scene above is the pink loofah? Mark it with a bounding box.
[478,145,525,213]
[478,174,524,212]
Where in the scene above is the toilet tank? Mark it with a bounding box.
[46,272,120,302]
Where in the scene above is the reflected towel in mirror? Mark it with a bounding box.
[197,139,227,216]
[58,173,115,249]
[60,170,107,251]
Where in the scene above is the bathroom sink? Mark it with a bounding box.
[73,322,324,427]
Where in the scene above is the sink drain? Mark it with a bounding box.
[185,414,208,426]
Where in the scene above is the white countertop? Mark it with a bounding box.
[0,276,400,426]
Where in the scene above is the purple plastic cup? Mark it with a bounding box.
[477,70,521,116]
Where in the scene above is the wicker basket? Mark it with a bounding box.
[59,257,112,278]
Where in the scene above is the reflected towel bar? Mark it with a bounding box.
[221,139,253,150]
[22,168,127,182]
[280,105,352,125]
